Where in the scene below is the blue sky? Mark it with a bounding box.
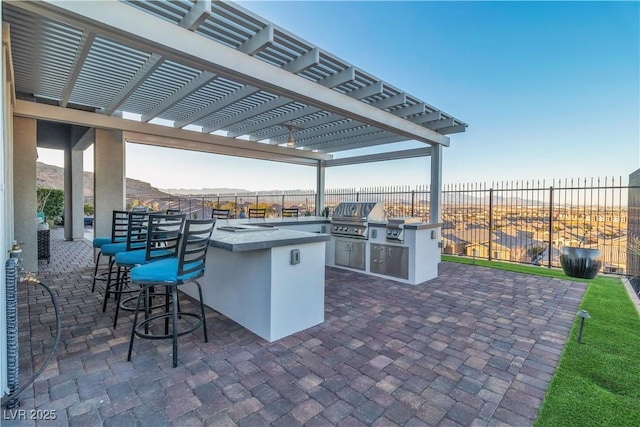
[38,1,639,191]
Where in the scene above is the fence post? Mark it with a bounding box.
[548,186,554,268]
[234,195,238,217]
[411,190,415,217]
[488,188,493,261]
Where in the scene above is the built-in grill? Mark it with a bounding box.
[330,201,385,239]
[386,217,423,242]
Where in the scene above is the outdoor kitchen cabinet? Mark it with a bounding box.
[370,243,409,279]
[334,238,366,270]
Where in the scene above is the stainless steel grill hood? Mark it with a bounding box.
[330,201,385,239]
[331,202,386,222]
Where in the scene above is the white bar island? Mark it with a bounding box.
[185,224,330,342]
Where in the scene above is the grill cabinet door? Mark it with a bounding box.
[349,240,366,270]
[335,239,351,268]
[370,244,387,275]
[335,238,366,271]
[386,245,409,279]
[370,244,409,279]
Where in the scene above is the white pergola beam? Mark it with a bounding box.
[14,100,331,165]
[227,66,357,137]
[237,24,274,55]
[31,1,450,146]
[317,135,406,153]
[103,53,165,115]
[413,110,441,124]
[204,97,292,133]
[256,83,386,143]
[297,125,375,147]
[203,47,321,132]
[369,92,406,110]
[179,0,211,31]
[142,71,216,122]
[72,127,95,150]
[282,47,319,73]
[173,84,257,128]
[437,123,467,135]
[426,118,455,131]
[309,130,401,151]
[325,147,431,167]
[60,31,95,107]
[391,102,425,118]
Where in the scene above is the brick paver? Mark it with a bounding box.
[4,228,586,426]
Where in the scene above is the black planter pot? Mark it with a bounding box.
[560,247,602,279]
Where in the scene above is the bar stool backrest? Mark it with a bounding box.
[282,208,299,217]
[211,209,230,219]
[111,210,130,242]
[126,211,150,251]
[177,219,216,281]
[248,208,266,219]
[145,213,186,262]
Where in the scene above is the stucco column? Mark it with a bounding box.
[13,116,38,272]
[63,146,85,240]
[94,129,125,240]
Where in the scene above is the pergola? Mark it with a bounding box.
[1,0,466,267]
[0,0,467,397]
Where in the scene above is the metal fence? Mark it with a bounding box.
[440,177,632,274]
[108,176,634,274]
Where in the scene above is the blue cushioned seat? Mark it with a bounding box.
[93,236,126,248]
[93,236,112,248]
[100,242,129,257]
[115,248,176,267]
[130,259,204,283]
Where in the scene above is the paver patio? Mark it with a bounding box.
[5,227,586,426]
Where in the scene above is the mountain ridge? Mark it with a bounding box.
[36,162,170,199]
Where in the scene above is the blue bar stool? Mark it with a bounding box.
[91,210,129,292]
[127,218,215,368]
[100,211,150,315]
[112,213,185,328]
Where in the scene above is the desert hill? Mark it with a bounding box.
[36,162,170,199]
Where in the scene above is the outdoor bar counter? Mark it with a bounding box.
[183,216,441,341]
[183,218,331,342]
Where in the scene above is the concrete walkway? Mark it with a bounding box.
[5,227,586,426]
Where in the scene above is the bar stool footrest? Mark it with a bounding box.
[133,312,203,340]
[120,292,171,312]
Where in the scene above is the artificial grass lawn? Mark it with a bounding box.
[442,255,640,427]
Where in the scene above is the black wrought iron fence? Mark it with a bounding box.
[90,176,634,275]
[441,177,633,274]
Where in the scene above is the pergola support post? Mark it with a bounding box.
[64,145,85,240]
[430,143,442,224]
[316,160,325,216]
